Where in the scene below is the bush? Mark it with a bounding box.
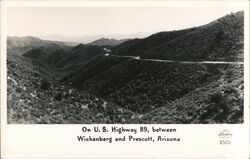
[40,78,51,90]
[210,92,229,113]
[214,30,225,43]
[16,87,22,93]
[54,92,63,101]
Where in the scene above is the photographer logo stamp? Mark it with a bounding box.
[218,129,232,145]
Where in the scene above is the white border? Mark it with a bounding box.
[1,1,249,158]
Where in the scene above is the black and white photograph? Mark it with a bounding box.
[6,6,245,124]
[1,1,249,158]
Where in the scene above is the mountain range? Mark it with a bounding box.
[87,38,130,46]
[7,36,72,56]
[37,32,151,44]
[7,11,244,124]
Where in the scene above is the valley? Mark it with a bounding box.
[7,11,244,124]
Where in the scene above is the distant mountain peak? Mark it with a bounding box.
[75,43,85,48]
[87,38,130,46]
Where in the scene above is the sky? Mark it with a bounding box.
[7,5,244,38]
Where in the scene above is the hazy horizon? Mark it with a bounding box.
[7,32,154,44]
[7,6,244,43]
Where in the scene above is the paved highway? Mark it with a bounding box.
[105,54,244,65]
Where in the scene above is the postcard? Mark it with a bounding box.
[1,0,249,158]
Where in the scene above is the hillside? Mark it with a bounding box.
[112,28,195,56]
[55,44,105,68]
[112,11,244,62]
[61,56,243,123]
[87,38,130,46]
[67,58,237,112]
[7,54,135,124]
[7,36,70,56]
[138,64,243,124]
[142,12,244,61]
[23,47,53,61]
[23,43,107,73]
[62,55,128,84]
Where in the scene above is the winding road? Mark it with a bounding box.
[105,54,244,65]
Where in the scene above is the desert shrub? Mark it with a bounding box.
[214,29,225,43]
[210,92,229,113]
[16,87,22,93]
[40,78,51,90]
[210,92,225,105]
[54,92,63,101]
[210,92,224,104]
[34,72,39,77]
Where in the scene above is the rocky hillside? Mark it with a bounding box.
[138,64,244,124]
[7,54,135,124]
